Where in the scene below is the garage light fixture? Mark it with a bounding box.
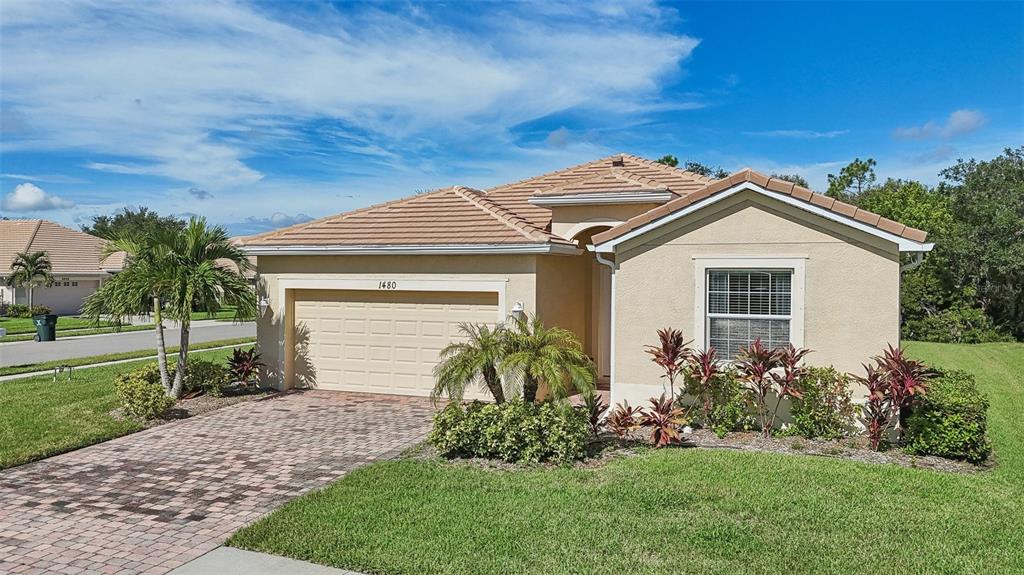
[510,301,526,321]
[258,296,270,317]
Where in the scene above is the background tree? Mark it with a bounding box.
[938,147,1024,338]
[770,173,810,188]
[683,161,730,179]
[82,207,185,240]
[826,158,877,201]
[6,251,53,309]
[84,217,256,398]
[655,155,679,167]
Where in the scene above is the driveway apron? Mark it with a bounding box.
[0,391,435,575]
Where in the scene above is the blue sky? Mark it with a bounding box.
[1,0,1021,235]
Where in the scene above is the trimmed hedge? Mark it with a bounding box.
[906,370,992,463]
[429,400,589,464]
[114,364,174,420]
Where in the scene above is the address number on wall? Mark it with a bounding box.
[378,281,398,290]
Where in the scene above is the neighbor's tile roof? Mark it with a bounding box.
[243,186,573,246]
[241,155,928,248]
[591,169,929,245]
[0,220,121,276]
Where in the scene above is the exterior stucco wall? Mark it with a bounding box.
[535,253,590,347]
[256,254,544,389]
[611,190,901,406]
[549,203,663,240]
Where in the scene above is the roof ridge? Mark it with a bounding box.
[453,186,552,243]
[618,153,716,184]
[484,154,625,194]
[612,166,672,190]
[24,220,43,253]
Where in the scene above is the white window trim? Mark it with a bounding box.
[693,256,806,353]
[272,275,510,389]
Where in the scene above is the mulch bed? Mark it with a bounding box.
[110,386,278,427]
[416,428,992,475]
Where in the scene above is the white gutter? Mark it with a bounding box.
[528,191,673,206]
[589,245,618,407]
[243,243,583,256]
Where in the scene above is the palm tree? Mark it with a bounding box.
[431,322,508,404]
[83,217,255,398]
[7,250,54,309]
[501,315,595,403]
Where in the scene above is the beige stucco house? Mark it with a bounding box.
[0,219,124,315]
[242,154,932,406]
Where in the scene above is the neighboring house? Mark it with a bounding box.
[0,220,124,315]
[241,154,932,406]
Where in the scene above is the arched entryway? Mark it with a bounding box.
[571,226,613,390]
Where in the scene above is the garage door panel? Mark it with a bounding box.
[293,289,498,397]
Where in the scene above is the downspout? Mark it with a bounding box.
[897,243,934,345]
[590,246,617,406]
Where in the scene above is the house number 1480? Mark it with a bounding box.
[378,281,398,290]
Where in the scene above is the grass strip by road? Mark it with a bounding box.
[0,316,117,335]
[230,342,1024,575]
[0,337,256,377]
[0,346,243,469]
[1,323,154,343]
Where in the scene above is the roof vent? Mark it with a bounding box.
[611,155,625,167]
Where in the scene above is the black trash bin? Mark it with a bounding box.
[32,314,57,342]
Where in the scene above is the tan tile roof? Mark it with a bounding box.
[240,156,927,249]
[243,186,574,247]
[0,219,121,277]
[591,169,929,245]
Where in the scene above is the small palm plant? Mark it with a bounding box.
[502,314,596,403]
[432,322,509,404]
[685,347,719,423]
[7,250,53,310]
[644,328,692,403]
[84,217,255,398]
[735,338,783,438]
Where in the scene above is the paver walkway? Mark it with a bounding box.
[0,391,436,575]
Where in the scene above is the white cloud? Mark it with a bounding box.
[0,0,698,190]
[228,212,315,236]
[893,109,987,140]
[743,129,849,139]
[1,182,75,211]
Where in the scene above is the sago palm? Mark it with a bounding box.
[83,217,255,398]
[7,250,53,309]
[431,322,508,404]
[501,315,595,403]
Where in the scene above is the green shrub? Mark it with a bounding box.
[181,358,230,397]
[30,304,52,316]
[114,363,175,420]
[5,304,31,318]
[906,370,992,463]
[706,369,755,438]
[903,306,1011,343]
[428,400,589,464]
[783,366,857,440]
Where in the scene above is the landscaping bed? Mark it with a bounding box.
[111,385,276,425]
[229,341,1023,574]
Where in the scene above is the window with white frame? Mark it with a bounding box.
[707,269,792,359]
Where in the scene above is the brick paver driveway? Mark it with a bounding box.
[0,391,435,575]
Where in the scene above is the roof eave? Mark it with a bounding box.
[242,243,583,256]
[592,182,934,254]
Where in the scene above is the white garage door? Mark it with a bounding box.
[293,289,500,397]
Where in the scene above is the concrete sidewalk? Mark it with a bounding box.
[169,547,363,575]
[0,320,254,367]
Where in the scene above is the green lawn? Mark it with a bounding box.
[0,346,245,469]
[229,341,1024,574]
[0,315,116,335]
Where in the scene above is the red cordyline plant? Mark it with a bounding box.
[735,338,783,438]
[855,363,891,451]
[686,347,719,424]
[768,345,812,431]
[644,328,692,403]
[640,394,686,447]
[606,400,642,439]
[874,344,935,438]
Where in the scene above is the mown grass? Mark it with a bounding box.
[229,341,1024,574]
[0,315,116,335]
[0,336,256,377]
[0,347,247,469]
